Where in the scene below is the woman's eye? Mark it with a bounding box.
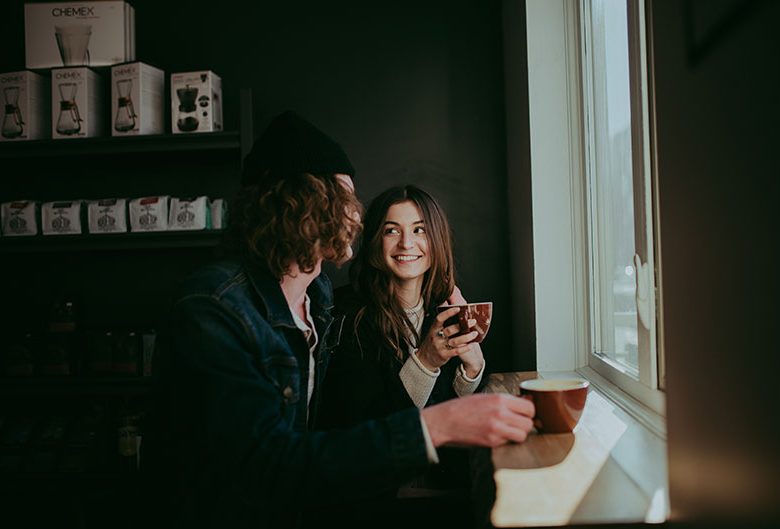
[383,227,400,235]
[414,226,426,235]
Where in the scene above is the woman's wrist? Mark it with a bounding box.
[416,348,439,371]
[462,361,483,380]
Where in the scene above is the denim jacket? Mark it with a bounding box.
[142,258,430,528]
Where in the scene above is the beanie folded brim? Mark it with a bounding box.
[241,110,355,188]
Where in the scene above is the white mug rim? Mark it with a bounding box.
[519,378,589,392]
[438,301,493,309]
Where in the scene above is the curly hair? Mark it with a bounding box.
[229,173,363,279]
[350,185,455,360]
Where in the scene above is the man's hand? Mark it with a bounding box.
[421,393,535,447]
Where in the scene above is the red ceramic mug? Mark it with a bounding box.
[519,378,589,433]
[436,301,493,343]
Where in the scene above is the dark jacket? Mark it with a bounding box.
[317,284,463,429]
[317,285,475,493]
[141,259,430,529]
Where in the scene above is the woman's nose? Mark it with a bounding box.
[398,233,413,249]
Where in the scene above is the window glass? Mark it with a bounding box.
[583,0,644,379]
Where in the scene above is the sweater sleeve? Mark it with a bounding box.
[453,361,485,397]
[399,350,440,408]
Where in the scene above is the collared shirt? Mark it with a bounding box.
[289,293,318,416]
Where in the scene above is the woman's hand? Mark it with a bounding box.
[443,284,484,377]
[447,285,468,306]
[457,340,485,379]
[416,306,478,372]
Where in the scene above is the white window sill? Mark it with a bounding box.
[479,371,669,527]
[576,365,666,440]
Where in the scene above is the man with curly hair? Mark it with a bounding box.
[142,111,535,529]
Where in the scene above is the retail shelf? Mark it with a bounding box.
[0,229,225,254]
[0,471,143,492]
[0,131,241,159]
[0,376,153,396]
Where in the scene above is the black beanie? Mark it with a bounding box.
[240,110,355,188]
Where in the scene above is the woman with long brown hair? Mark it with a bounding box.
[318,184,485,429]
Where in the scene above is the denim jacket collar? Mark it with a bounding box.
[243,260,334,329]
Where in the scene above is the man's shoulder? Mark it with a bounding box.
[177,259,246,299]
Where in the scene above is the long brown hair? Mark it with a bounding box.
[350,185,455,360]
[229,173,362,279]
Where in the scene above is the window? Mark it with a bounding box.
[578,0,663,414]
[523,0,664,422]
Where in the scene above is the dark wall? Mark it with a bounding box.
[1,0,526,371]
[501,0,535,372]
[651,0,780,522]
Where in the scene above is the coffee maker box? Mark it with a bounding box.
[24,1,135,69]
[170,71,222,134]
[210,198,227,230]
[111,62,164,136]
[51,67,103,139]
[0,71,50,142]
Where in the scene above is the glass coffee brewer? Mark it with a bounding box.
[176,85,199,132]
[56,82,82,136]
[114,79,137,132]
[55,24,91,66]
[2,86,24,139]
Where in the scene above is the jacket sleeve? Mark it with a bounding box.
[166,294,430,510]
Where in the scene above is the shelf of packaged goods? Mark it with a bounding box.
[0,130,241,159]
[0,377,153,396]
[0,229,225,254]
[0,471,144,492]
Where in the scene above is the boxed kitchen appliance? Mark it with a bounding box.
[170,71,222,134]
[0,71,50,142]
[51,67,103,139]
[42,200,83,235]
[111,62,164,136]
[24,1,135,69]
[1,200,39,236]
[87,198,128,233]
[210,198,226,230]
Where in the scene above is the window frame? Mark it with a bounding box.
[524,0,665,432]
[577,0,664,416]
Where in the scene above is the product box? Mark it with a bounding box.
[51,67,103,139]
[129,196,169,232]
[24,1,135,69]
[87,198,127,233]
[0,71,50,141]
[169,196,210,231]
[210,198,227,230]
[42,200,83,235]
[141,329,156,377]
[111,62,164,136]
[170,71,222,134]
[1,200,39,236]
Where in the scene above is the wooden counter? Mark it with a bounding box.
[471,372,668,527]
